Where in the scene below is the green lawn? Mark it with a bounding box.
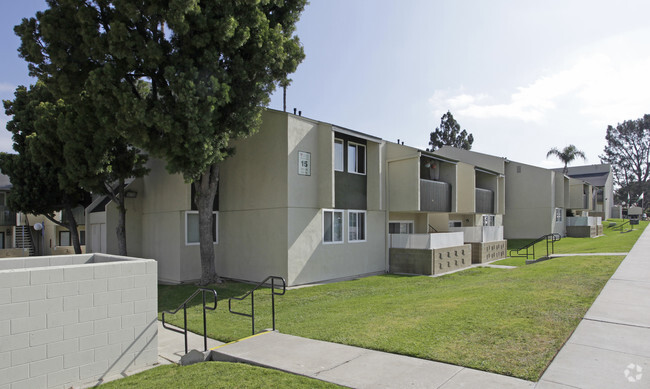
[498,219,648,265]
[160,255,624,381]
[100,362,342,388]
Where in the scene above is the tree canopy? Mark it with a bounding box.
[15,0,307,284]
[546,144,586,175]
[599,115,650,205]
[427,111,474,151]
[0,83,91,254]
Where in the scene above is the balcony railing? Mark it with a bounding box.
[420,179,451,212]
[448,226,503,243]
[389,232,464,249]
[475,188,494,214]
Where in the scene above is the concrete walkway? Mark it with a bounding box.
[538,227,650,388]
[207,331,534,388]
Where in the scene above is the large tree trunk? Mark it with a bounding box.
[115,178,128,256]
[63,205,82,254]
[195,164,220,285]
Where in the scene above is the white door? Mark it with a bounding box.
[91,223,107,253]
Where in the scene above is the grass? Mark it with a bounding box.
[494,219,648,266]
[160,255,624,381]
[99,362,342,388]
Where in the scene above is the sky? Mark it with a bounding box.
[1,0,650,169]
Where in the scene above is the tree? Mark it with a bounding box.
[16,0,307,284]
[427,111,474,151]
[599,115,650,203]
[0,83,90,254]
[55,96,149,256]
[546,144,586,175]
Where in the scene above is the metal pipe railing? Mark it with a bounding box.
[229,276,286,335]
[161,288,218,354]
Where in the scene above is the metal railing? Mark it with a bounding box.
[162,288,218,354]
[508,233,562,261]
[229,276,286,335]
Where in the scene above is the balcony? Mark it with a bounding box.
[389,232,464,249]
[475,188,494,214]
[448,226,503,243]
[420,179,451,212]
[0,206,16,226]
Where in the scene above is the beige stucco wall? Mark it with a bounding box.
[455,162,475,213]
[287,209,385,285]
[388,157,419,212]
[504,161,560,239]
[104,179,144,258]
[434,146,505,175]
[213,207,288,283]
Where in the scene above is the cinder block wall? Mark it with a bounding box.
[0,254,158,389]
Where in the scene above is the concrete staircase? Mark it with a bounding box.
[14,226,35,256]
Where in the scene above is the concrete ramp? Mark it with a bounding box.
[209,331,534,389]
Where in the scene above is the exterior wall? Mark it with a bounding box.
[389,244,471,275]
[566,225,597,238]
[288,209,385,285]
[470,240,507,263]
[138,159,187,284]
[387,156,419,212]
[0,254,157,389]
[455,163,475,213]
[504,161,559,239]
[0,248,29,258]
[434,146,506,175]
[105,180,144,259]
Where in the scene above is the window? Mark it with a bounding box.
[555,208,563,222]
[389,221,414,234]
[334,138,344,172]
[79,230,86,245]
[482,215,495,226]
[448,220,462,228]
[348,211,366,242]
[347,142,366,174]
[59,231,71,246]
[323,210,343,243]
[186,211,218,245]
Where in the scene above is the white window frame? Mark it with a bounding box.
[185,211,219,246]
[347,141,366,175]
[448,220,462,228]
[323,209,344,244]
[389,221,414,234]
[555,208,563,222]
[334,138,344,172]
[348,210,367,242]
[59,230,71,246]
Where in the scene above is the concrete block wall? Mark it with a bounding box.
[431,245,472,274]
[0,254,158,389]
[470,240,507,264]
[389,244,472,275]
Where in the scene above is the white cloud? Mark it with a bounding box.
[429,28,650,127]
[0,84,16,93]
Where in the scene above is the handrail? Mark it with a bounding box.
[229,276,286,335]
[508,233,562,260]
[428,224,438,233]
[162,288,218,354]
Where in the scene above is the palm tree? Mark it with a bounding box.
[546,145,587,175]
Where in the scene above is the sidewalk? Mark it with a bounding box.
[538,227,650,388]
[209,331,534,388]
